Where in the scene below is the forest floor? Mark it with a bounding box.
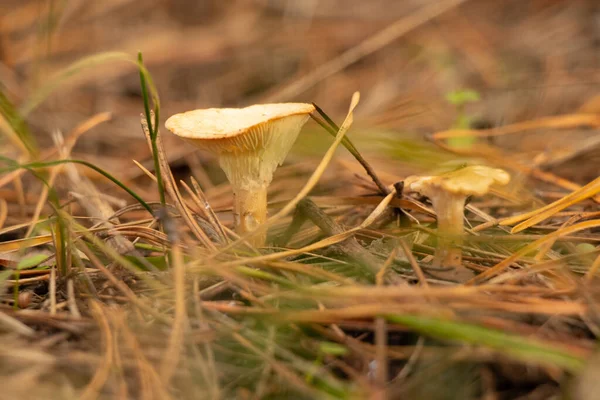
[1,0,600,399]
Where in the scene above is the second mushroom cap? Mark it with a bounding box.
[404,165,511,198]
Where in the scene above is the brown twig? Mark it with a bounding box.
[295,197,382,273]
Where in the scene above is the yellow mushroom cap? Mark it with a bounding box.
[165,103,315,151]
[404,165,510,198]
[165,103,315,189]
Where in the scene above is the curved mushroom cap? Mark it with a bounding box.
[165,103,315,189]
[165,103,315,153]
[404,165,510,198]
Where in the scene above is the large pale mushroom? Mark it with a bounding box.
[403,165,510,280]
[165,103,315,246]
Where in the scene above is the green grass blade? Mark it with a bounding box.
[312,102,361,157]
[0,156,152,214]
[312,102,390,195]
[138,51,165,206]
[386,314,585,372]
[0,88,38,157]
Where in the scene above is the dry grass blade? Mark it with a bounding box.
[433,113,600,140]
[60,136,135,256]
[295,197,383,272]
[0,235,54,252]
[0,198,7,230]
[200,188,395,271]
[160,239,187,385]
[586,254,600,281]
[24,113,112,239]
[0,310,35,337]
[189,176,228,242]
[76,238,171,325]
[132,159,157,182]
[472,219,600,283]
[113,310,173,400]
[79,301,114,400]
[399,238,428,287]
[180,178,227,243]
[500,175,600,233]
[140,114,216,251]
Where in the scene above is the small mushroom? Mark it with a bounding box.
[165,103,315,246]
[403,165,510,280]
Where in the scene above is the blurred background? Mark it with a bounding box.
[1,0,599,192]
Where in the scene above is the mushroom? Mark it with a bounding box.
[403,165,510,280]
[165,103,315,246]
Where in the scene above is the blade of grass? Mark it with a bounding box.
[79,301,114,400]
[501,175,600,233]
[52,210,69,276]
[196,188,395,271]
[140,114,217,250]
[433,113,600,140]
[0,88,38,157]
[0,156,152,214]
[138,52,165,206]
[312,102,390,195]
[0,235,54,252]
[385,314,585,372]
[160,237,187,385]
[472,219,600,283]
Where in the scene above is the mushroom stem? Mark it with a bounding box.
[233,185,268,246]
[430,192,466,268]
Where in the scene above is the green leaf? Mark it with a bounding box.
[124,255,168,271]
[16,254,48,270]
[445,89,480,106]
[576,243,596,254]
[318,342,349,356]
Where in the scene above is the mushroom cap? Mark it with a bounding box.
[165,103,315,153]
[165,103,315,189]
[404,165,510,198]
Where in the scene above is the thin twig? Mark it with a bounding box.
[49,267,57,316]
[189,176,228,242]
[296,197,381,273]
[67,279,81,318]
[399,238,428,287]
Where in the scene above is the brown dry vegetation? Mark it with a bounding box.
[1,0,600,399]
